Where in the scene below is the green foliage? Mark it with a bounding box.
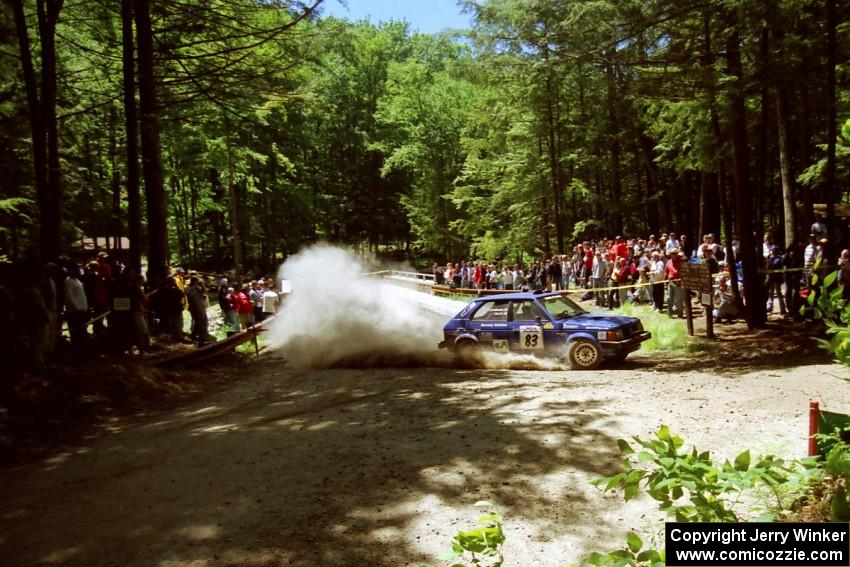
[438,501,504,567]
[611,304,693,355]
[806,272,850,365]
[3,0,849,271]
[815,426,850,521]
[595,425,792,523]
[586,532,665,567]
[586,426,809,566]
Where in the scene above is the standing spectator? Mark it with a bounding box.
[635,268,652,305]
[680,234,692,259]
[473,262,484,289]
[512,265,524,290]
[445,263,456,287]
[614,258,631,308]
[158,277,185,341]
[224,286,240,331]
[235,284,254,329]
[702,245,720,275]
[218,278,237,331]
[460,262,470,289]
[81,261,109,336]
[666,251,684,318]
[592,252,608,307]
[186,277,209,346]
[18,262,50,370]
[130,272,150,351]
[64,264,90,351]
[250,280,264,322]
[784,240,803,319]
[560,256,571,289]
[433,263,445,285]
[173,267,188,339]
[581,243,594,288]
[803,234,818,287]
[812,215,827,240]
[548,256,562,291]
[262,283,279,318]
[501,266,513,290]
[666,234,681,254]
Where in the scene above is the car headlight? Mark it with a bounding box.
[606,330,623,341]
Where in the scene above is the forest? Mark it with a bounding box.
[2,0,849,308]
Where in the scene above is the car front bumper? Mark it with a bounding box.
[599,331,651,355]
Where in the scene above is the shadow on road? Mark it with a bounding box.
[0,362,626,566]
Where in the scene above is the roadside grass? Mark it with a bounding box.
[612,303,698,355]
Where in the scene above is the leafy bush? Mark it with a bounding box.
[612,303,693,355]
[438,501,504,567]
[806,270,850,365]
[814,426,850,521]
[586,532,664,567]
[595,425,793,522]
[586,426,805,566]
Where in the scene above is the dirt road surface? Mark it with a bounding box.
[2,352,849,566]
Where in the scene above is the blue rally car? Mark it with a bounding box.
[438,291,651,369]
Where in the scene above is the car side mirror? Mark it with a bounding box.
[535,316,542,324]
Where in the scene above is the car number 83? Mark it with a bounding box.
[519,326,544,351]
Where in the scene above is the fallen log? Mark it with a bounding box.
[154,315,276,369]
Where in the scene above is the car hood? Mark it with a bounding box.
[562,312,639,330]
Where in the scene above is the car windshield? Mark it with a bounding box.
[539,295,586,319]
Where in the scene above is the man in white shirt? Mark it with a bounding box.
[512,265,524,290]
[64,264,90,350]
[262,286,279,319]
[665,234,680,253]
[649,251,666,311]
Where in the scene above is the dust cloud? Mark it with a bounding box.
[267,244,568,371]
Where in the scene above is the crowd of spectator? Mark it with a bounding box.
[433,224,836,324]
[0,252,281,374]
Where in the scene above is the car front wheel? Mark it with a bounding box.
[567,339,602,370]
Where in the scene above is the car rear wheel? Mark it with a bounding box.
[567,339,602,370]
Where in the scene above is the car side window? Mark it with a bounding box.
[511,300,547,322]
[471,300,509,321]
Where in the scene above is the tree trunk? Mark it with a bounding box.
[109,102,122,250]
[726,29,765,327]
[37,0,64,261]
[825,0,837,251]
[14,0,64,261]
[754,23,769,231]
[606,60,622,236]
[189,177,199,261]
[122,0,141,272]
[12,0,50,259]
[545,73,563,254]
[718,161,742,305]
[135,0,168,284]
[226,131,243,272]
[775,88,796,249]
[799,88,813,232]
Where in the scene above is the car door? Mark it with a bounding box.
[468,299,511,351]
[509,299,551,353]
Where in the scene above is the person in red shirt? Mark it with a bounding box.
[614,236,629,260]
[582,243,594,286]
[234,284,254,329]
[666,251,684,317]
